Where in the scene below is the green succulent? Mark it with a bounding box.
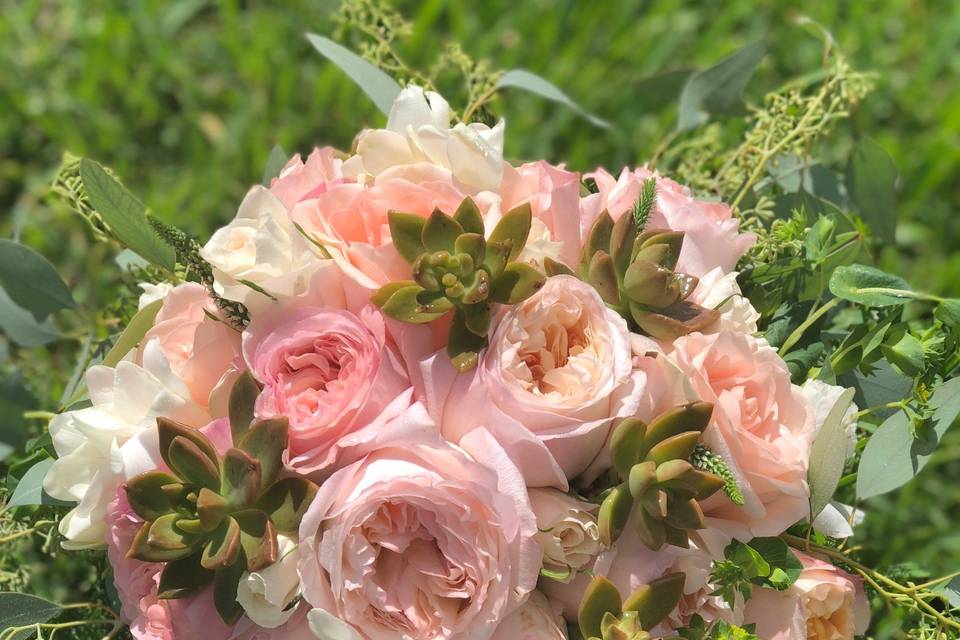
[578,573,686,640]
[597,402,725,551]
[372,197,546,371]
[569,204,719,341]
[123,372,318,624]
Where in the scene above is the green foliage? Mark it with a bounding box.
[689,444,744,506]
[710,538,802,608]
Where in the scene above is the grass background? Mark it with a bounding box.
[1,1,958,636]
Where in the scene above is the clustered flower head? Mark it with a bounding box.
[44,86,869,640]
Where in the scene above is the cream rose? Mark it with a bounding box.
[237,535,302,628]
[489,591,567,640]
[528,488,601,581]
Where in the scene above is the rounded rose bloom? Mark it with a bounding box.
[267,147,344,210]
[528,488,601,581]
[582,167,755,278]
[489,591,567,640]
[139,282,242,413]
[297,423,540,640]
[744,552,869,640]
[433,275,644,488]
[667,331,816,538]
[243,303,411,475]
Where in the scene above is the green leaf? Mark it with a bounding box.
[237,418,288,491]
[212,551,247,624]
[676,41,766,132]
[446,308,487,372]
[387,212,427,264]
[168,436,221,490]
[597,483,632,547]
[0,239,75,320]
[125,471,178,521]
[0,287,61,347]
[489,263,545,304]
[846,138,897,243]
[488,204,532,262]
[158,554,214,599]
[220,448,260,508]
[421,209,463,253]
[578,576,622,638]
[808,388,856,519]
[829,264,914,307]
[496,69,611,128]
[857,377,960,499]
[257,477,318,533]
[379,284,446,323]
[935,299,960,326]
[102,299,163,367]
[261,144,288,186]
[8,458,71,507]
[233,509,278,571]
[881,332,924,376]
[0,592,62,640]
[838,360,912,418]
[79,158,176,270]
[453,198,484,235]
[748,538,802,590]
[305,34,401,116]
[228,370,260,444]
[622,572,685,630]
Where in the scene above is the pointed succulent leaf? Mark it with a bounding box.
[453,197,485,235]
[588,252,621,306]
[148,513,200,550]
[228,370,260,443]
[645,431,702,465]
[372,280,418,307]
[641,488,669,519]
[483,240,511,277]
[160,482,190,504]
[158,554,214,599]
[213,551,247,624]
[221,448,261,509]
[655,459,694,484]
[674,273,699,299]
[623,261,680,308]
[663,524,690,549]
[664,497,706,530]
[460,269,491,305]
[388,211,426,263]
[598,482,633,547]
[422,208,464,252]
[414,291,455,316]
[622,572,686,630]
[634,508,667,551]
[380,283,448,323]
[628,461,658,499]
[175,518,206,535]
[490,262,546,304]
[609,212,638,279]
[488,203,532,262]
[197,487,230,532]
[447,308,487,372]
[202,516,242,570]
[234,509,279,572]
[637,230,684,270]
[238,417,289,491]
[643,403,713,452]
[630,243,670,268]
[128,524,198,563]
[158,417,220,472]
[463,303,492,337]
[610,417,647,476]
[257,477,319,533]
[454,232,486,264]
[633,302,719,340]
[168,436,221,490]
[125,471,178,521]
[578,576,623,639]
[543,257,575,277]
[581,211,615,277]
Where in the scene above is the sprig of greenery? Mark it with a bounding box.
[690,444,745,506]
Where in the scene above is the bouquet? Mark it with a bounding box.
[2,5,959,640]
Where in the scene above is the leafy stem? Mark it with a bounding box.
[778,297,841,356]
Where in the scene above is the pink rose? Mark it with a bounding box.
[489,591,567,640]
[243,302,411,476]
[583,167,755,278]
[744,552,869,640]
[500,160,584,270]
[139,283,242,414]
[268,147,344,210]
[667,332,816,538]
[297,420,540,640]
[425,276,645,488]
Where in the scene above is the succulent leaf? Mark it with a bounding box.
[453,197,484,235]
[234,509,279,572]
[237,417,289,491]
[388,211,427,262]
[201,516,241,570]
[125,471,178,521]
[578,576,623,639]
[610,418,647,476]
[422,208,464,252]
[257,477,319,533]
[158,554,214,599]
[489,262,546,304]
[622,572,685,630]
[158,417,220,473]
[581,211,614,278]
[228,370,260,443]
[220,448,261,509]
[598,483,633,547]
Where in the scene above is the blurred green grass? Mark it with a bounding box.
[1,1,959,634]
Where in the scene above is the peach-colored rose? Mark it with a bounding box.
[242,302,411,476]
[583,167,755,278]
[667,331,816,538]
[489,591,568,640]
[687,267,760,335]
[139,283,242,414]
[744,552,869,640]
[500,160,584,271]
[297,422,540,640]
[268,147,344,210]
[426,276,646,488]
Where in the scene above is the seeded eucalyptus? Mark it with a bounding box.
[577,573,686,640]
[372,197,545,371]
[123,372,318,624]
[597,402,724,551]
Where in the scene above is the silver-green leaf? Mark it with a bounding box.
[676,41,766,132]
[808,387,856,519]
[306,34,401,116]
[496,69,610,128]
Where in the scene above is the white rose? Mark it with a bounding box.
[688,267,760,335]
[343,85,505,193]
[237,535,302,628]
[200,186,325,313]
[528,488,601,581]
[802,379,859,459]
[43,342,207,548]
[137,282,173,309]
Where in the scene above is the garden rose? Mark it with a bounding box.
[242,300,411,475]
[297,422,540,640]
[744,552,869,640]
[667,331,816,538]
[528,488,601,581]
[431,275,644,488]
[489,591,567,640]
[687,267,760,335]
[139,282,241,413]
[268,147,344,210]
[583,167,755,278]
[343,85,505,193]
[236,534,302,628]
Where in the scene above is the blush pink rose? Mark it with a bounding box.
[268,147,345,210]
[583,167,755,278]
[489,591,567,640]
[297,419,540,640]
[139,283,242,414]
[667,331,816,538]
[744,552,869,640]
[500,160,584,270]
[242,302,411,476]
[424,276,646,489]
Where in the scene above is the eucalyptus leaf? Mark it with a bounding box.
[306,34,401,116]
[0,287,61,347]
[0,592,62,640]
[857,377,960,499]
[839,360,912,417]
[808,387,856,518]
[846,138,898,243]
[261,144,289,186]
[80,159,176,270]
[102,299,164,367]
[0,239,75,320]
[829,264,914,307]
[676,41,766,132]
[496,69,611,128]
[7,458,71,507]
